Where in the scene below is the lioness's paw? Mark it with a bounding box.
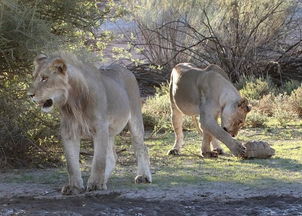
[135,175,151,184]
[167,149,180,156]
[231,142,246,158]
[201,151,218,158]
[213,148,224,155]
[86,182,107,192]
[61,184,84,195]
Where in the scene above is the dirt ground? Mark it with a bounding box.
[0,174,301,216]
[1,193,302,216]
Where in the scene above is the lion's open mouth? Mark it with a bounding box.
[43,99,53,108]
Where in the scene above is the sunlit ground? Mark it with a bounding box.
[2,125,301,193]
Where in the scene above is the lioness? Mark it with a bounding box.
[28,52,152,195]
[168,63,250,157]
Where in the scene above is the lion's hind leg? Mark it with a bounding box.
[128,115,152,184]
[104,136,117,185]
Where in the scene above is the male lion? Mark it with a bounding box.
[28,52,152,195]
[167,63,251,158]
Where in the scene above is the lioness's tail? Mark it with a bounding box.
[192,116,203,136]
[169,74,173,104]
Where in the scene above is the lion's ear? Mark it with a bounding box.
[52,58,67,75]
[34,54,48,67]
[237,98,251,113]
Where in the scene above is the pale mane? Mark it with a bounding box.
[53,52,97,138]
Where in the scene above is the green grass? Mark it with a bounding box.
[1,127,301,192]
[110,127,302,190]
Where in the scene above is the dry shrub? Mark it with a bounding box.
[239,77,275,100]
[288,86,302,117]
[245,110,268,128]
[256,94,275,117]
[125,0,297,80]
[273,94,297,127]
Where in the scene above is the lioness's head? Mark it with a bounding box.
[221,98,251,137]
[27,54,69,112]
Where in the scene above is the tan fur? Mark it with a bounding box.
[28,52,152,195]
[168,63,251,158]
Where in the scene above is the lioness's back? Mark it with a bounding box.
[171,63,230,115]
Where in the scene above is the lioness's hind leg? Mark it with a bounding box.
[128,116,152,184]
[168,105,184,156]
[201,132,218,158]
[211,138,224,155]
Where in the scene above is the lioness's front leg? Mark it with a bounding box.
[87,125,109,191]
[61,134,84,195]
[199,107,245,157]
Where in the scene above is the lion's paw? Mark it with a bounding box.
[86,182,107,192]
[167,149,180,156]
[61,184,84,195]
[135,175,151,184]
[201,151,218,158]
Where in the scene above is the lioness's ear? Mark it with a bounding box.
[34,54,48,67]
[52,58,67,75]
[238,98,251,113]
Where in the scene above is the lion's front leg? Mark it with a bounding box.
[87,126,109,191]
[61,135,84,195]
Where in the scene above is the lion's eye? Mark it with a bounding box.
[41,76,48,82]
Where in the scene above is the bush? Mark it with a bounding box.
[0,90,62,168]
[281,80,301,95]
[126,0,296,80]
[256,93,275,117]
[288,86,302,117]
[273,94,297,127]
[239,77,275,100]
[245,110,268,128]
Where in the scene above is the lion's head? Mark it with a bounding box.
[221,98,251,137]
[27,54,69,112]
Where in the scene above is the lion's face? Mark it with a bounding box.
[27,54,69,112]
[221,98,251,137]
